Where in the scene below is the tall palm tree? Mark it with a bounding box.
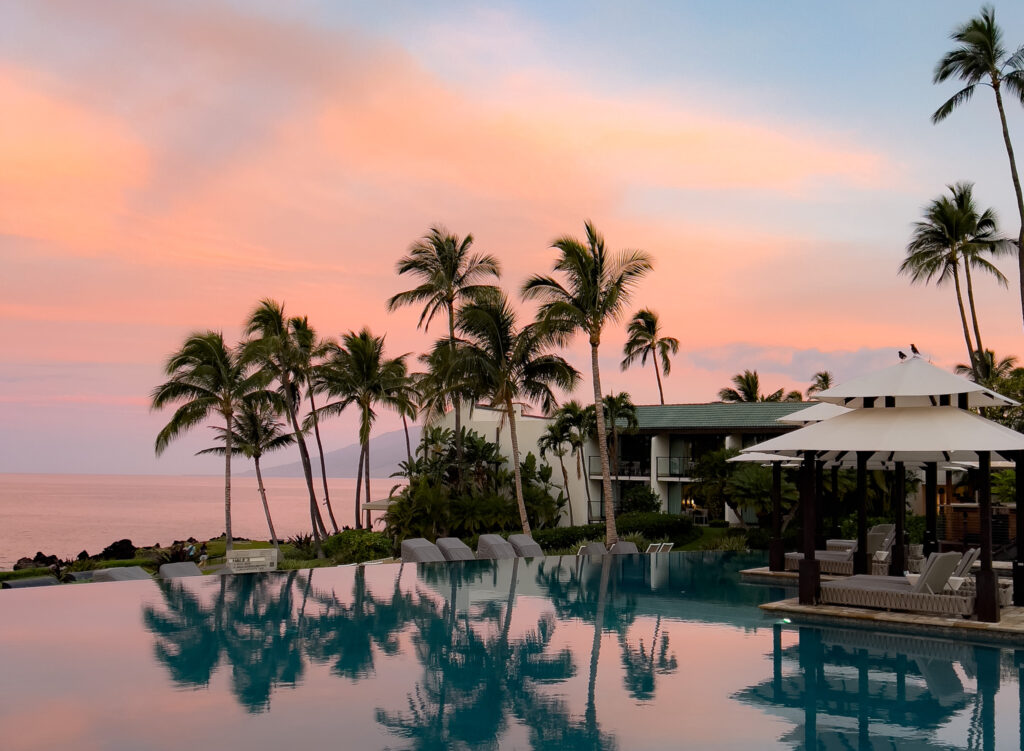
[933,6,1024,329]
[387,226,501,473]
[620,309,679,405]
[456,292,580,534]
[553,400,595,519]
[198,400,295,550]
[806,370,834,398]
[292,316,340,534]
[243,299,327,557]
[899,183,1010,375]
[152,332,267,553]
[523,221,653,545]
[320,328,408,529]
[717,370,795,403]
[538,419,576,526]
[601,392,638,479]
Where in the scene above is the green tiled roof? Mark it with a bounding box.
[629,402,809,431]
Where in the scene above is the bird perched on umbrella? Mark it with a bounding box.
[910,343,920,356]
[898,350,908,360]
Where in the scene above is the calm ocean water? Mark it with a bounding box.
[0,473,396,570]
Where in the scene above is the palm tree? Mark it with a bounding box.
[387,365,419,466]
[899,183,1010,375]
[456,292,580,534]
[387,226,501,473]
[292,316,340,534]
[198,400,295,550]
[152,332,267,553]
[320,328,408,529]
[806,370,834,398]
[933,6,1024,329]
[601,392,638,479]
[538,419,576,526]
[242,299,327,557]
[717,370,797,403]
[620,309,679,405]
[523,221,653,545]
[955,349,1019,386]
[553,400,595,520]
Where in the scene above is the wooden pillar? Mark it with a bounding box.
[769,461,784,571]
[1015,453,1024,606]
[814,460,826,550]
[976,451,1000,622]
[854,452,869,575]
[890,462,906,576]
[924,462,938,557]
[798,452,820,605]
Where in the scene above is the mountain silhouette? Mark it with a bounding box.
[252,425,421,478]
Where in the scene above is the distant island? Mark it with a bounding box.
[248,425,421,479]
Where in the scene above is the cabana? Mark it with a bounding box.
[744,357,1024,622]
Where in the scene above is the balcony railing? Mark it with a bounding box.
[588,456,651,477]
[656,456,695,477]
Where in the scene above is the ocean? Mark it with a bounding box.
[0,473,398,570]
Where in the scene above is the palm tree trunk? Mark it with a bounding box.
[559,454,574,526]
[590,340,618,546]
[993,82,1024,332]
[578,449,593,519]
[506,398,530,534]
[963,261,986,372]
[952,269,978,378]
[354,442,365,529]
[587,555,611,734]
[448,304,464,486]
[364,435,372,530]
[402,413,413,465]
[308,391,339,534]
[653,359,665,405]
[223,411,233,553]
[282,382,325,557]
[253,455,279,549]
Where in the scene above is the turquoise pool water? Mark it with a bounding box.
[1,552,1021,749]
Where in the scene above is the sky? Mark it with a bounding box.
[3,0,1024,475]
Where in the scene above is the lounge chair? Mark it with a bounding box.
[820,551,973,616]
[785,529,893,576]
[436,537,475,561]
[645,542,674,553]
[159,562,203,579]
[578,541,608,557]
[609,541,639,555]
[508,534,544,558]
[400,538,446,563]
[92,566,152,582]
[2,575,60,589]
[826,524,894,552]
[476,534,516,560]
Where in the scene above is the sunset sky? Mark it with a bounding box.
[3,1,1024,475]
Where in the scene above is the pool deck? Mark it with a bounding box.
[743,567,1024,644]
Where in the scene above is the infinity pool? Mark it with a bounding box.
[1,552,1021,749]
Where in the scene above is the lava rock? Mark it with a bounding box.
[13,557,37,570]
[77,550,90,561]
[99,539,136,560]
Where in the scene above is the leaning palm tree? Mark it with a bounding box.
[523,221,652,545]
[933,5,1024,329]
[538,418,576,526]
[387,226,501,472]
[320,328,408,529]
[806,371,834,398]
[899,183,1010,375]
[198,400,295,550]
[456,291,580,534]
[242,299,327,557]
[620,309,679,405]
[152,332,267,553]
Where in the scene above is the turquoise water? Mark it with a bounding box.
[0,552,1021,749]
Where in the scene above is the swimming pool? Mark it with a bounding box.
[1,552,1020,749]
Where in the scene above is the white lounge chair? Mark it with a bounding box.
[825,524,894,552]
[645,542,674,553]
[785,529,893,576]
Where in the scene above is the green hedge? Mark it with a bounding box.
[531,513,699,551]
[321,529,394,564]
[531,524,605,551]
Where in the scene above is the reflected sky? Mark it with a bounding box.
[1,552,1021,750]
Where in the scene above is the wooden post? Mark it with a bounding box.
[924,462,938,557]
[798,452,820,605]
[830,465,841,538]
[769,461,784,571]
[976,451,1000,622]
[854,452,869,575]
[814,460,826,550]
[1015,452,1024,606]
[890,462,906,576]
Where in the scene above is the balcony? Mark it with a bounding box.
[656,456,695,478]
[588,456,651,478]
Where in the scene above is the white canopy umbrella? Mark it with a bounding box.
[813,356,1016,409]
[776,401,851,425]
[728,451,799,465]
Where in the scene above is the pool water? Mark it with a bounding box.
[1,552,1021,750]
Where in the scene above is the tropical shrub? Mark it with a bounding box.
[322,529,393,563]
[619,485,662,515]
[531,524,605,551]
[617,512,697,545]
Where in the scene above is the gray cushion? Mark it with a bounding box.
[610,541,639,555]
[581,541,608,557]
[92,566,152,582]
[508,534,544,558]
[436,537,475,561]
[2,576,60,589]
[476,534,517,560]
[159,562,203,579]
[400,538,446,563]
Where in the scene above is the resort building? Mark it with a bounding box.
[438,401,807,525]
